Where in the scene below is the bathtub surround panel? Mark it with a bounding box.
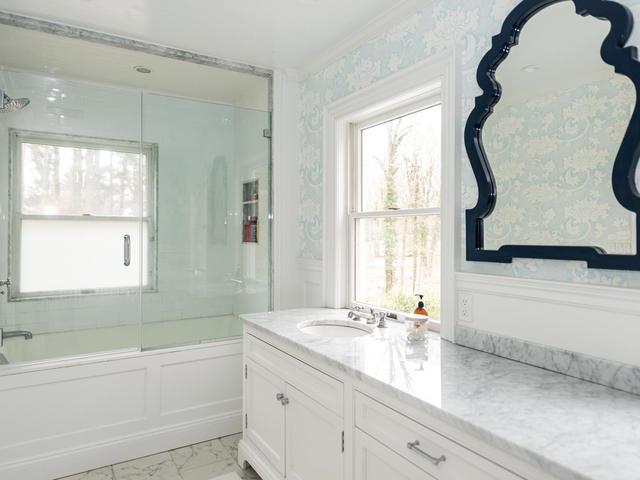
[0,340,243,480]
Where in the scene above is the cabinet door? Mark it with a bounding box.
[245,359,286,476]
[285,384,344,480]
[355,429,436,480]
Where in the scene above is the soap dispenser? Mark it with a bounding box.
[414,294,429,317]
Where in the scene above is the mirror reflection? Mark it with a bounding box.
[483,0,637,254]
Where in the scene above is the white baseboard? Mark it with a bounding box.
[3,413,241,480]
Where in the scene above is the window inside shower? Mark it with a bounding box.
[9,131,157,299]
[0,23,271,365]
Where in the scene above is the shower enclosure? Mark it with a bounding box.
[0,21,272,366]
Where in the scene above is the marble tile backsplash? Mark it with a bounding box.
[456,325,640,396]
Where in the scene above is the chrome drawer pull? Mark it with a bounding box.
[407,440,446,466]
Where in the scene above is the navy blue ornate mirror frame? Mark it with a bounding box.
[464,0,640,270]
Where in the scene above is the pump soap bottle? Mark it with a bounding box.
[414,294,429,316]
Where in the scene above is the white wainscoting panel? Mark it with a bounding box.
[0,339,243,480]
[298,259,324,307]
[456,272,640,366]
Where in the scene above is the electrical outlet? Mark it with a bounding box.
[458,292,473,323]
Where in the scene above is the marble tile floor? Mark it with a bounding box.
[58,433,261,480]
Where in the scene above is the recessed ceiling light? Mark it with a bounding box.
[134,66,152,74]
[47,96,56,102]
[521,64,540,73]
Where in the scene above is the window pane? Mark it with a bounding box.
[21,142,148,216]
[354,215,441,318]
[361,105,441,212]
[19,219,148,293]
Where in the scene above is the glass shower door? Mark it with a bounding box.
[140,93,271,349]
[0,73,143,365]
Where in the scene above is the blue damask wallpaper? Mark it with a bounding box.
[298,0,640,288]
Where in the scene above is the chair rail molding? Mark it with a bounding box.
[322,48,460,341]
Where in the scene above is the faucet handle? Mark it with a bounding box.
[375,311,389,328]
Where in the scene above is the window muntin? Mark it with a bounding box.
[9,130,157,299]
[350,102,442,317]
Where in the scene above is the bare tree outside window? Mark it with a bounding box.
[353,104,441,317]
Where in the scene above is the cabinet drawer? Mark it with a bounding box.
[246,334,343,416]
[355,392,523,480]
[355,429,435,480]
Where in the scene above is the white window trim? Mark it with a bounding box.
[322,48,460,341]
[348,96,442,310]
[8,129,159,301]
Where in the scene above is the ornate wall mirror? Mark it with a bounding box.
[465,0,640,270]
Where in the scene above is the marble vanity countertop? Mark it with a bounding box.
[241,308,640,480]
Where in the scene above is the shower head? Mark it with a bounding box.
[0,91,30,113]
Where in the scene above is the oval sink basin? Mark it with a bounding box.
[298,319,374,338]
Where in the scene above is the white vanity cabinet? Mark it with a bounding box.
[240,327,542,480]
[242,333,345,480]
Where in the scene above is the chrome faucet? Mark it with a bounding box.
[348,306,391,327]
[0,328,33,347]
[348,306,375,323]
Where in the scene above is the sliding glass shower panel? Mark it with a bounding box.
[0,71,143,365]
[141,93,270,349]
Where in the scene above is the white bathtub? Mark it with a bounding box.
[0,318,243,480]
[1,314,241,365]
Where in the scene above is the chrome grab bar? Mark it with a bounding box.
[407,440,446,466]
[123,234,131,266]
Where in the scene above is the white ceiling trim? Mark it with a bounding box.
[299,0,433,78]
[0,10,273,77]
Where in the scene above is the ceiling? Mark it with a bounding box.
[0,0,412,70]
[0,24,269,110]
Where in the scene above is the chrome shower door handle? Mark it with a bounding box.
[123,234,131,266]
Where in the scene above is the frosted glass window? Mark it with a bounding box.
[10,131,157,299]
[20,219,148,293]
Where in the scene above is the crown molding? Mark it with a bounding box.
[299,0,434,78]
